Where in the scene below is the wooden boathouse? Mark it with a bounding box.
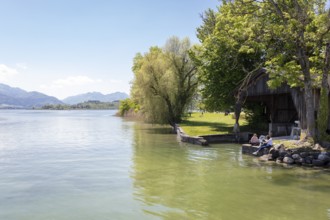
[241,70,330,137]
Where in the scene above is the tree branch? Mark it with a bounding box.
[268,0,287,24]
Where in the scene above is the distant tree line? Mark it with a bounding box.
[41,100,119,110]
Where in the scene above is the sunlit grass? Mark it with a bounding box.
[180,112,249,136]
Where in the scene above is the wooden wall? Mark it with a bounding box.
[245,93,297,124]
[245,74,291,97]
[244,73,330,131]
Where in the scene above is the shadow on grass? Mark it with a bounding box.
[181,120,256,134]
[138,120,262,136]
[181,120,229,133]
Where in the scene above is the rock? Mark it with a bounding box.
[301,147,314,153]
[311,152,320,159]
[305,156,313,164]
[304,159,311,164]
[284,153,292,158]
[269,148,279,160]
[283,157,294,164]
[294,157,304,165]
[273,144,285,150]
[246,142,330,167]
[312,159,325,166]
[300,152,309,158]
[279,151,287,157]
[291,148,302,154]
[292,154,301,160]
[318,154,330,163]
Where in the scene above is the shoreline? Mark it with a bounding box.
[177,123,330,168]
[242,143,330,168]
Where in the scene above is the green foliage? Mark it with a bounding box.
[192,2,265,111]
[131,36,198,126]
[119,98,140,116]
[258,0,330,90]
[244,103,269,131]
[195,0,330,137]
[260,0,329,137]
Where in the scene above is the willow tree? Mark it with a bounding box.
[131,37,198,127]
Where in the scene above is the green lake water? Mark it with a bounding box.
[0,110,329,220]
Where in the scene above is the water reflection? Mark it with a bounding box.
[131,123,330,220]
[131,123,256,219]
[0,110,142,220]
[0,111,329,220]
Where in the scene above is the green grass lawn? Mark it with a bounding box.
[180,112,249,136]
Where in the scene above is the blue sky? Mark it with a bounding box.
[0,0,219,99]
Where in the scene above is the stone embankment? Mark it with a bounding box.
[176,126,209,146]
[176,124,253,146]
[242,142,330,168]
[176,125,245,146]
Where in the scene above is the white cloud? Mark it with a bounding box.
[108,79,122,83]
[50,75,103,88]
[16,63,28,70]
[0,64,18,81]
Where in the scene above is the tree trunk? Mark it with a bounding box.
[163,96,176,129]
[297,45,315,137]
[304,84,315,137]
[234,91,243,137]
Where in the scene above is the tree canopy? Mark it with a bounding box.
[194,0,330,137]
[131,36,198,127]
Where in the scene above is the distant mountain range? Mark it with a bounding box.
[0,83,63,108]
[0,83,129,108]
[62,92,129,105]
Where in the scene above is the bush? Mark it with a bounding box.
[119,98,140,116]
[244,103,268,131]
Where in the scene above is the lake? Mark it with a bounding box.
[0,110,329,220]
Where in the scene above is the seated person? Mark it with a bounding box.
[249,133,260,146]
[258,135,265,143]
[252,135,273,155]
